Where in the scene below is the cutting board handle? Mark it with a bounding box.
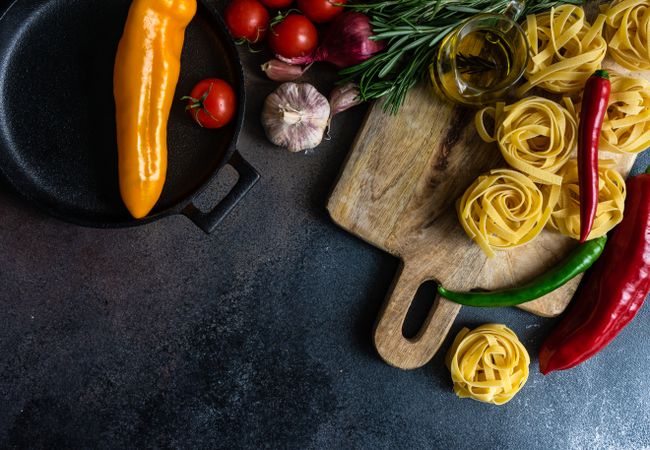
[373,261,461,370]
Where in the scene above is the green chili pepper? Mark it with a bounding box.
[437,235,608,307]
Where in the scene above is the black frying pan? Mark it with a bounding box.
[0,0,259,233]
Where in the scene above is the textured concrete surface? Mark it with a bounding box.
[2,9,650,450]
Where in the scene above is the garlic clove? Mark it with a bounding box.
[329,82,363,116]
[262,83,330,152]
[261,59,309,82]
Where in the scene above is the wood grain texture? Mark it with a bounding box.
[328,10,648,369]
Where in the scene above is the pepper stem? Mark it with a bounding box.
[646,165,650,175]
[593,69,609,79]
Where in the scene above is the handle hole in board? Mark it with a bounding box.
[402,280,438,339]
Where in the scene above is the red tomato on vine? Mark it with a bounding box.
[297,0,346,23]
[225,0,270,43]
[260,0,293,8]
[268,14,318,58]
[183,79,237,129]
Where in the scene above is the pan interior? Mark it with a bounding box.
[0,0,241,224]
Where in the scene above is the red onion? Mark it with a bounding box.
[277,12,385,68]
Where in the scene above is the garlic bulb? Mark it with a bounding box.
[262,83,330,152]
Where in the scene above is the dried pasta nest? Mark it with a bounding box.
[603,0,650,71]
[446,324,530,406]
[547,159,626,240]
[601,72,650,154]
[457,169,558,258]
[518,5,607,95]
[475,97,577,185]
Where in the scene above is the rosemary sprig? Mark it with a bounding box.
[340,0,585,114]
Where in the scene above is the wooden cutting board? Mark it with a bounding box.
[328,56,646,369]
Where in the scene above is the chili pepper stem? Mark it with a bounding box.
[593,69,610,79]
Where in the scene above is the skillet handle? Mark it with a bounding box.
[182,150,259,233]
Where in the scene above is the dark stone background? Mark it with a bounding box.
[1,2,649,449]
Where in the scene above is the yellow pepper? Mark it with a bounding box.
[113,0,197,219]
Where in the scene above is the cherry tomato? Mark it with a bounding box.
[297,0,346,23]
[268,14,318,58]
[259,0,293,8]
[224,0,269,43]
[183,79,237,129]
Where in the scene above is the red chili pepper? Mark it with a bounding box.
[578,70,611,243]
[539,166,650,374]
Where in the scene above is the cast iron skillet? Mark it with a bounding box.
[0,0,259,233]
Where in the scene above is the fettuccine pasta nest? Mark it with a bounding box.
[603,0,650,71]
[475,97,577,185]
[547,159,626,240]
[457,169,558,258]
[518,5,607,95]
[599,72,650,154]
[445,324,530,406]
